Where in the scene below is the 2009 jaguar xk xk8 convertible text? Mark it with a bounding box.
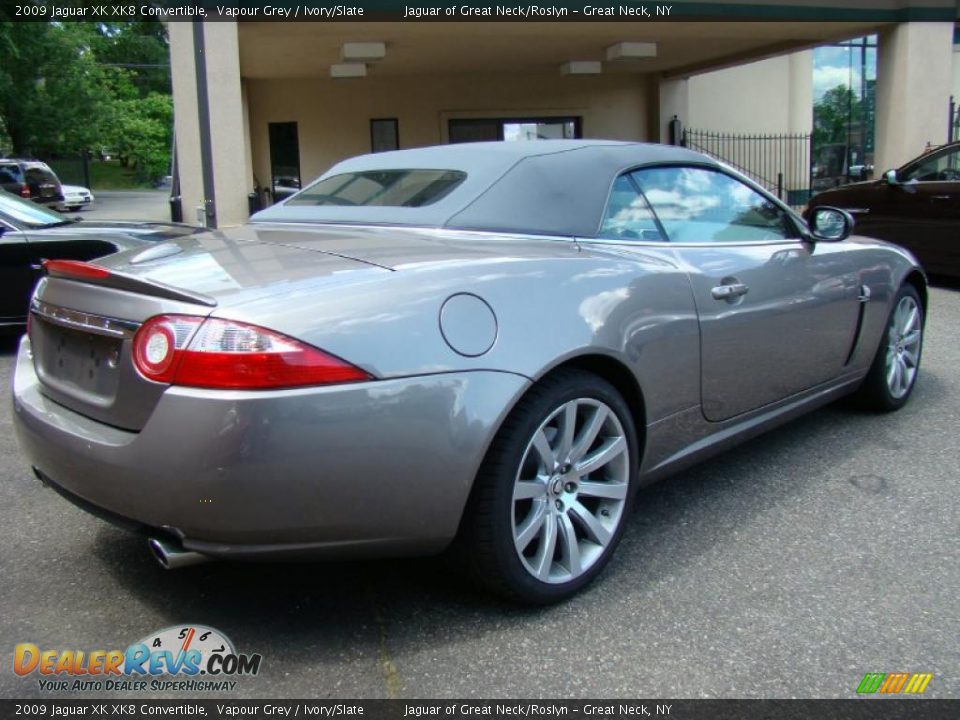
[12,141,926,603]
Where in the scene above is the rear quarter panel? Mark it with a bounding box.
[209,233,702,426]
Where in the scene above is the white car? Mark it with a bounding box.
[58,184,94,212]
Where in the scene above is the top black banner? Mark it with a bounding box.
[4,0,959,22]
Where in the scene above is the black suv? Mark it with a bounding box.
[0,159,64,207]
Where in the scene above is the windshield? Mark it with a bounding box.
[0,189,68,228]
[287,169,467,208]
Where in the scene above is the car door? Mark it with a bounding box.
[0,220,37,323]
[629,165,862,422]
[887,145,960,276]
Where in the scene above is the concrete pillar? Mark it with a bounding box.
[169,21,252,228]
[874,22,954,174]
[658,77,689,144]
[168,23,203,225]
[787,50,813,134]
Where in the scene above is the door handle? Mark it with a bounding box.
[931,195,951,201]
[711,283,749,301]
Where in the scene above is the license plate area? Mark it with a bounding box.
[34,318,122,400]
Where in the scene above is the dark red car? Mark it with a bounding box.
[807,141,959,280]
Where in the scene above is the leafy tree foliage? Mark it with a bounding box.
[0,18,171,182]
[813,85,863,149]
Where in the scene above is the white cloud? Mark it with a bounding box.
[813,65,861,99]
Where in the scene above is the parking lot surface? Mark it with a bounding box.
[72,190,172,223]
[1,288,957,699]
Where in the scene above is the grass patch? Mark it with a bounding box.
[89,160,155,190]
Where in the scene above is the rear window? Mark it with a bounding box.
[24,166,59,184]
[287,169,466,208]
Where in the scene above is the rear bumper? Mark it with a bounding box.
[12,336,528,560]
[60,198,91,209]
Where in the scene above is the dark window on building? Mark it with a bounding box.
[370,118,399,153]
[268,122,301,204]
[448,117,581,144]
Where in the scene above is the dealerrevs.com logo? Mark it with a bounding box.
[14,625,262,692]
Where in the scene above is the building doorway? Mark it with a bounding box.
[268,121,301,204]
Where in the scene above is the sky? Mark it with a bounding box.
[812,38,877,100]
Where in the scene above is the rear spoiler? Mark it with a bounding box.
[42,260,217,308]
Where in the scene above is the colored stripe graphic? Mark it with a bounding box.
[880,672,910,693]
[857,673,885,694]
[904,673,933,694]
[857,672,932,694]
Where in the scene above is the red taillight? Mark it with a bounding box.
[19,184,30,198]
[43,259,111,280]
[132,315,371,389]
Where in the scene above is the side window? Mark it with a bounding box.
[900,147,960,182]
[598,175,664,241]
[630,166,795,243]
[0,165,21,184]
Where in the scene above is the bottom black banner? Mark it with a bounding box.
[1,700,958,720]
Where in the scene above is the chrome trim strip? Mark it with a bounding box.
[30,299,140,339]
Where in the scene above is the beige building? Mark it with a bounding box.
[168,2,959,227]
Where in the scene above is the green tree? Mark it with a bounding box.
[0,18,172,181]
[102,92,172,181]
[813,84,863,149]
[89,21,171,96]
[0,21,107,156]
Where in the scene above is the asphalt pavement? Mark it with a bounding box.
[70,190,173,223]
[1,288,957,700]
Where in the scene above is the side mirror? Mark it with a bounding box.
[809,206,855,242]
[883,169,899,186]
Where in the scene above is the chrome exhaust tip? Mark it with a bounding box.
[148,536,211,570]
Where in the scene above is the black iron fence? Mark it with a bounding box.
[682,128,812,207]
[44,154,91,188]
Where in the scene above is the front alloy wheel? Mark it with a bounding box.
[854,282,924,412]
[457,369,638,604]
[885,293,922,400]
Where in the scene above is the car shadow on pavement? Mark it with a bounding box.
[84,367,949,676]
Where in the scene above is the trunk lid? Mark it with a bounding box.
[30,228,389,430]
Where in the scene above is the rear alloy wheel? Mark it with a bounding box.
[854,283,924,411]
[458,370,638,604]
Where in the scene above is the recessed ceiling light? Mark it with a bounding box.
[341,42,386,61]
[330,63,367,78]
[560,61,602,75]
[606,42,657,61]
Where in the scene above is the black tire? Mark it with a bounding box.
[853,283,924,412]
[454,368,640,604]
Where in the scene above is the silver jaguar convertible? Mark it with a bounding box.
[12,141,926,603]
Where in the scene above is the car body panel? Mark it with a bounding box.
[14,337,529,556]
[0,189,204,325]
[92,225,701,425]
[10,140,927,562]
[675,239,862,421]
[808,142,960,279]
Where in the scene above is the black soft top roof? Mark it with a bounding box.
[252,140,717,237]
